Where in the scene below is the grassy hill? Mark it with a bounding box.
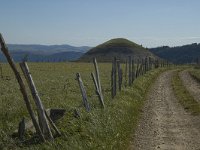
[150,43,200,64]
[79,38,156,62]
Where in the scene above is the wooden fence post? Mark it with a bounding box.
[155,59,159,68]
[131,59,135,84]
[143,59,146,74]
[147,57,149,71]
[128,56,132,86]
[111,58,117,98]
[149,57,152,70]
[92,58,105,108]
[114,57,117,96]
[111,66,114,98]
[0,33,45,142]
[76,73,90,111]
[93,58,102,96]
[117,60,122,91]
[135,59,140,78]
[124,59,128,87]
[20,62,54,140]
[91,72,105,108]
[144,57,147,73]
[140,59,144,76]
[119,68,123,90]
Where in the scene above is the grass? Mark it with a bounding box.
[0,62,166,149]
[189,66,200,83]
[172,70,200,115]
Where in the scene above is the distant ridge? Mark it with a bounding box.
[79,38,156,62]
[7,44,90,54]
[0,44,91,62]
[150,43,200,64]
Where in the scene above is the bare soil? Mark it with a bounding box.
[179,70,200,103]
[130,71,200,150]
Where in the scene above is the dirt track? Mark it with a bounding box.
[179,70,200,103]
[130,71,200,150]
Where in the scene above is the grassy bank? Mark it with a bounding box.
[172,71,200,115]
[189,67,200,83]
[0,63,166,149]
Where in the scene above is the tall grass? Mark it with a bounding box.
[189,67,200,83]
[0,63,166,149]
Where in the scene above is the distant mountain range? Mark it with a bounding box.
[149,43,200,64]
[0,44,91,62]
[0,42,199,63]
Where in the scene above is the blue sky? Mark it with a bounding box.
[0,0,200,47]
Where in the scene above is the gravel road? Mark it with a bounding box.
[179,70,200,103]
[130,71,200,150]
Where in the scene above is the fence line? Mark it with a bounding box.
[0,33,172,143]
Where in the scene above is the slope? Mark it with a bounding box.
[79,38,156,62]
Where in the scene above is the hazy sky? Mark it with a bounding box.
[0,0,200,47]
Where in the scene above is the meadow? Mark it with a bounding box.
[0,62,166,149]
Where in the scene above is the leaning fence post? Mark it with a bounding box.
[91,72,105,108]
[20,62,54,140]
[0,33,45,142]
[92,58,105,108]
[93,58,102,95]
[76,73,90,111]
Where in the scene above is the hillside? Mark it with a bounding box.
[0,44,90,62]
[150,43,200,64]
[79,38,156,62]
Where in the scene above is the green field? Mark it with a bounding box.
[0,62,167,149]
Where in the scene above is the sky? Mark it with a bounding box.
[0,0,200,47]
